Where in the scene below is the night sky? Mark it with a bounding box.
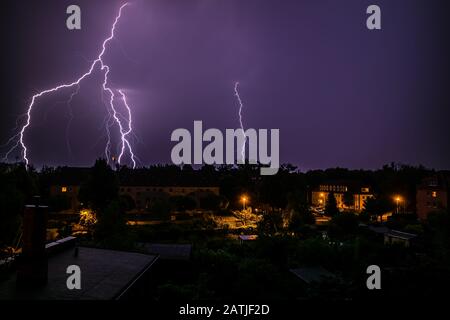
[1,0,449,170]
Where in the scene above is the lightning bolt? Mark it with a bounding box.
[2,3,136,169]
[117,90,136,168]
[234,81,246,163]
[65,84,80,158]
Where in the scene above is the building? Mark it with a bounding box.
[416,172,450,220]
[119,185,220,210]
[47,166,221,212]
[49,184,220,213]
[384,230,417,248]
[49,184,81,211]
[47,167,90,213]
[311,180,374,212]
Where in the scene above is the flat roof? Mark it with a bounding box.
[368,226,390,234]
[385,230,417,240]
[290,267,335,284]
[0,246,157,300]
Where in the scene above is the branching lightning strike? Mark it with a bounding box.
[2,3,136,168]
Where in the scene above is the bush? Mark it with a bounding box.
[169,196,197,211]
[94,200,134,250]
[328,213,359,239]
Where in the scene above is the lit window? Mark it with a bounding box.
[61,186,67,193]
[432,191,437,198]
[361,187,369,193]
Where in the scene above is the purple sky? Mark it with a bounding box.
[1,0,449,170]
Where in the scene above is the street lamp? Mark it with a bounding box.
[395,196,401,214]
[241,195,248,211]
[319,193,325,208]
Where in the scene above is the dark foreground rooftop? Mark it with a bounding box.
[0,246,157,300]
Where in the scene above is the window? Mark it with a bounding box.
[432,191,437,198]
[428,180,438,187]
[61,186,67,193]
[361,187,369,193]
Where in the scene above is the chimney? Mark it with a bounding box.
[17,196,49,287]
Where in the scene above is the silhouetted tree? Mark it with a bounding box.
[287,190,315,230]
[94,200,132,249]
[427,210,450,262]
[149,198,171,219]
[325,193,339,217]
[169,195,197,211]
[199,193,222,211]
[78,159,119,212]
[328,213,359,239]
[343,191,354,208]
[258,211,283,235]
[362,196,391,222]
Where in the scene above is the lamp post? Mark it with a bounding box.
[395,196,401,214]
[241,196,247,211]
[320,193,325,209]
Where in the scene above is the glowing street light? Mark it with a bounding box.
[319,193,325,207]
[241,195,248,211]
[394,196,402,214]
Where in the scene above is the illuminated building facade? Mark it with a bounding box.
[311,181,374,212]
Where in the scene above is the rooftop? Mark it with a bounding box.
[417,171,450,190]
[290,267,335,284]
[314,179,372,193]
[0,246,157,300]
[385,230,417,240]
[368,226,390,234]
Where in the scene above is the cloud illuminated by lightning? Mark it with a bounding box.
[234,81,246,163]
[2,3,136,169]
